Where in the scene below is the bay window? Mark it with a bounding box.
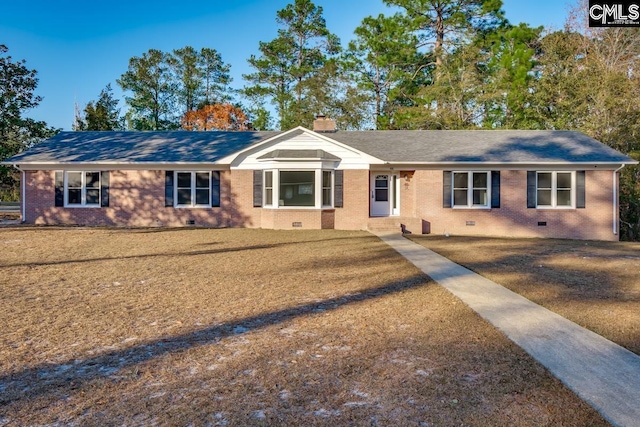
[260,169,335,209]
[322,171,332,207]
[264,171,274,206]
[280,171,315,207]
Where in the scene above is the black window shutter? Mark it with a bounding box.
[576,170,586,209]
[443,171,452,208]
[100,171,110,207]
[55,171,64,207]
[527,171,536,208]
[211,171,221,207]
[491,171,500,208]
[165,171,174,207]
[334,170,344,208]
[253,170,263,207]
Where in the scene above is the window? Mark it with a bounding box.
[65,171,100,207]
[536,172,574,208]
[264,171,273,206]
[322,171,332,207]
[279,171,315,207]
[452,172,490,208]
[176,171,211,207]
[256,169,335,209]
[375,175,389,202]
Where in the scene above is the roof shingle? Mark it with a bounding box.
[6,131,281,164]
[330,130,634,163]
[4,129,635,165]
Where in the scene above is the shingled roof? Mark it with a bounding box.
[4,128,636,165]
[6,131,281,164]
[329,130,635,164]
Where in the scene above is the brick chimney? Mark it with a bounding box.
[313,115,336,132]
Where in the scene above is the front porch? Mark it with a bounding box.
[367,216,426,234]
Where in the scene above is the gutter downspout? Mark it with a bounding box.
[12,165,25,223]
[613,164,625,236]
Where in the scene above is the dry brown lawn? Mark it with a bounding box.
[0,227,607,426]
[409,235,640,356]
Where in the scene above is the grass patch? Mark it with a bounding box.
[408,235,640,356]
[0,228,607,425]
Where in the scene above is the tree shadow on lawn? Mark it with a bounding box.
[0,274,429,406]
[0,230,610,425]
[0,259,609,427]
[408,235,640,354]
[0,234,375,269]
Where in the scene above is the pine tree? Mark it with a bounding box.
[243,0,341,129]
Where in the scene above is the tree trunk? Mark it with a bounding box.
[434,6,444,73]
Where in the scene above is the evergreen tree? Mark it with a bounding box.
[73,84,123,131]
[480,23,542,129]
[384,0,504,72]
[117,49,178,130]
[171,46,202,113]
[243,0,341,129]
[343,13,426,129]
[198,47,232,107]
[0,45,58,200]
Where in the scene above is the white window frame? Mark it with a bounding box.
[175,171,212,208]
[64,171,101,208]
[264,170,274,207]
[263,169,334,209]
[452,171,491,209]
[322,170,333,208]
[536,171,575,209]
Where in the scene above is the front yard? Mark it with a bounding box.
[0,228,606,426]
[409,235,640,356]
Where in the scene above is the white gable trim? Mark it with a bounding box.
[216,126,305,164]
[298,128,382,161]
[219,126,384,169]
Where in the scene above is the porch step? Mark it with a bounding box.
[367,217,425,234]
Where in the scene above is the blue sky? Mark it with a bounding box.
[1,0,570,130]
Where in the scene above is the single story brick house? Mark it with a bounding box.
[4,117,637,240]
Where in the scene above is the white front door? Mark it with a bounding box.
[370,174,398,216]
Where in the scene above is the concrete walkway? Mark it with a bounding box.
[376,233,640,427]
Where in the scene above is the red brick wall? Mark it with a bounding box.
[271,209,322,229]
[25,170,230,227]
[232,169,370,231]
[22,168,619,240]
[411,169,617,241]
[23,168,370,231]
[321,209,335,229]
[334,170,369,230]
[400,171,416,216]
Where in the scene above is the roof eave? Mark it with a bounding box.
[3,161,233,168]
[258,157,340,161]
[381,160,638,166]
